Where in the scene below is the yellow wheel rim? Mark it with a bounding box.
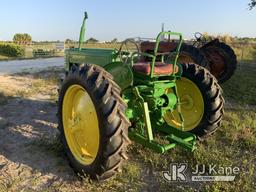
[62,84,100,165]
[164,77,204,131]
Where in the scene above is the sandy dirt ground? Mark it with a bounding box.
[0,67,162,192]
[0,69,94,192]
[0,57,64,75]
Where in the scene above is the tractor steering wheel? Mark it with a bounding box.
[118,39,140,63]
[193,32,207,47]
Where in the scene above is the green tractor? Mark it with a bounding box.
[58,12,224,180]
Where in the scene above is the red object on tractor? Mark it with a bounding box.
[139,38,237,83]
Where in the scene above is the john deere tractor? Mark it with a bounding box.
[58,13,224,180]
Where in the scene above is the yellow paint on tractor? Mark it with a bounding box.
[62,85,100,165]
[164,77,204,131]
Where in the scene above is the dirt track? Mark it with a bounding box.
[0,57,64,74]
[0,69,90,191]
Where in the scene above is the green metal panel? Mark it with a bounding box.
[65,48,118,70]
[104,62,133,90]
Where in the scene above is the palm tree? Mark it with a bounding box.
[13,33,22,44]
[24,33,32,44]
[13,33,32,45]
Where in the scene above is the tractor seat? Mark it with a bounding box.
[133,62,178,75]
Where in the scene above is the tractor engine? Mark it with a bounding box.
[124,81,178,131]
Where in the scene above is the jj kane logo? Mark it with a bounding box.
[163,163,240,182]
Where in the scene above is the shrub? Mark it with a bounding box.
[202,32,234,44]
[0,43,24,57]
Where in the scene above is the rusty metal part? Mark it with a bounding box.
[201,39,237,83]
[140,41,208,67]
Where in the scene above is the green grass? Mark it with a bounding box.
[63,103,255,191]
[0,91,9,105]
[222,64,256,105]
[232,44,256,63]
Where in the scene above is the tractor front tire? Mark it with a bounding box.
[58,64,131,180]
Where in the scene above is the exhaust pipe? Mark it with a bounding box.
[79,12,88,50]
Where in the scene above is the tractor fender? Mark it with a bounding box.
[104,62,133,90]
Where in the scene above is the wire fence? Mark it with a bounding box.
[24,42,65,58]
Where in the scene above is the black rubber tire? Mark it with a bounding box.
[58,64,131,180]
[180,63,224,139]
[179,44,208,68]
[143,43,208,68]
[201,41,237,83]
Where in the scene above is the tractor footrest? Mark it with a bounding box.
[166,134,196,151]
[155,124,197,151]
[128,129,196,153]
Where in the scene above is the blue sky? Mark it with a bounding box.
[0,0,255,41]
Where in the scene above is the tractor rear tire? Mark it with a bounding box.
[166,43,208,68]
[181,63,224,139]
[179,44,208,68]
[165,63,224,139]
[201,41,237,83]
[58,64,131,180]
